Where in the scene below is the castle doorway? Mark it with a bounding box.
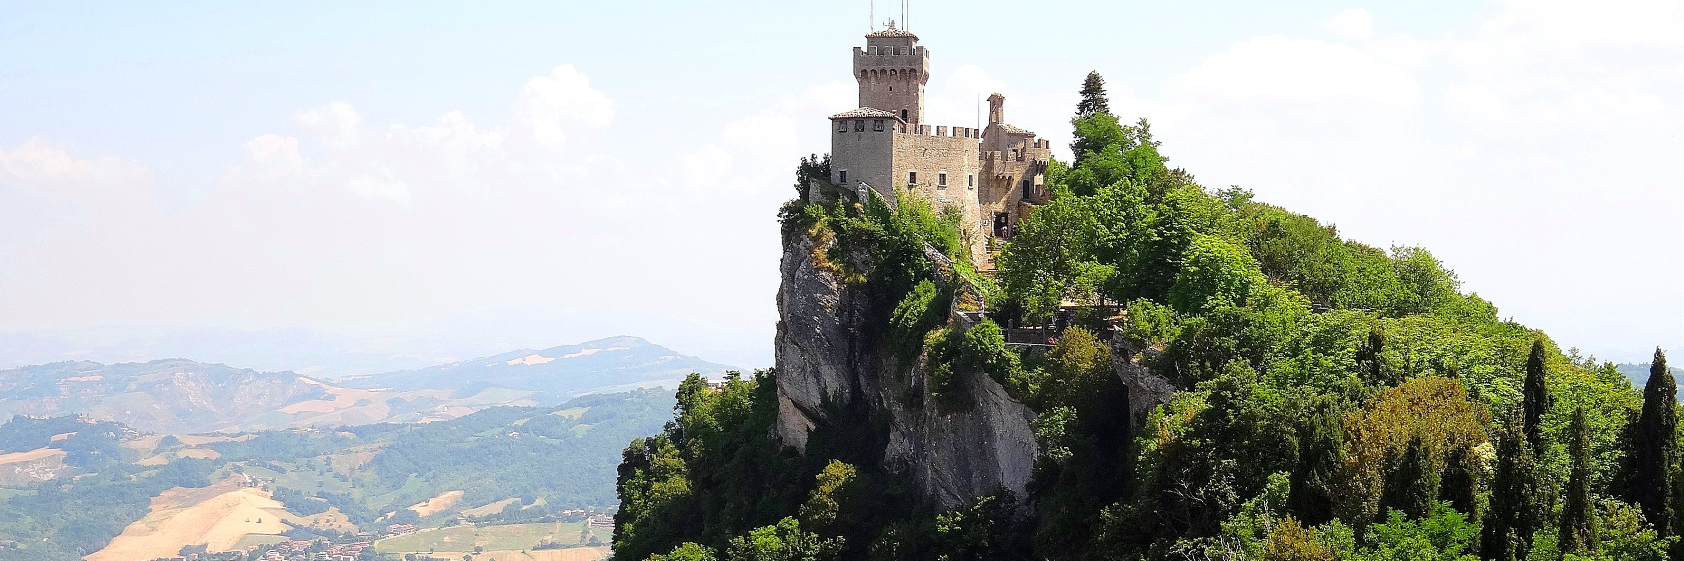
[993,212,1010,238]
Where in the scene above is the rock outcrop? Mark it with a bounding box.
[773,231,1038,509]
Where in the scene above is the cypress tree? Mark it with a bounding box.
[1521,340,1551,454]
[1075,71,1110,118]
[1482,407,1543,561]
[1354,327,1389,386]
[1559,407,1597,556]
[1626,347,1677,535]
[1379,436,1437,520]
[1289,399,1341,525]
[1439,445,1479,518]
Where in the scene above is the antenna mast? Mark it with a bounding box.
[870,0,874,31]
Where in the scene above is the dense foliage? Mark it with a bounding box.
[618,72,1681,561]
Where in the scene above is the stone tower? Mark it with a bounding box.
[854,21,928,125]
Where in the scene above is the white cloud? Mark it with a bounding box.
[346,169,411,204]
[681,144,733,188]
[512,64,615,152]
[1164,35,1421,112]
[0,138,151,200]
[291,101,362,150]
[1324,9,1374,40]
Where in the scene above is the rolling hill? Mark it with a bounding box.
[0,336,733,434]
[335,336,729,404]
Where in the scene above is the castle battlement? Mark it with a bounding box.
[827,22,1049,266]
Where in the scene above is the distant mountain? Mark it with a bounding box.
[335,335,731,404]
[0,336,730,434]
[1616,362,1684,393]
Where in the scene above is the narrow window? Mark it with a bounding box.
[839,170,847,184]
[968,174,974,188]
[1022,179,1033,200]
[900,109,908,121]
[873,119,884,132]
[909,171,917,185]
[854,120,865,132]
[938,173,947,188]
[837,120,847,133]
[869,46,878,55]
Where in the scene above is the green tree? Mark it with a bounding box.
[1288,399,1341,525]
[1521,340,1552,454]
[798,461,858,533]
[1623,348,1677,537]
[1481,407,1545,561]
[1167,234,1264,314]
[725,517,842,561]
[1076,71,1110,118]
[1378,436,1437,520]
[651,542,718,561]
[1560,407,1598,557]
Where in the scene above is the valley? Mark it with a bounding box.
[0,337,711,561]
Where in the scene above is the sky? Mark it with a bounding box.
[0,0,1679,371]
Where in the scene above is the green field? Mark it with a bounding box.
[375,522,593,553]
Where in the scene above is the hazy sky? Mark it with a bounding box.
[0,0,1679,368]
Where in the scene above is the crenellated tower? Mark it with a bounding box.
[853,21,928,125]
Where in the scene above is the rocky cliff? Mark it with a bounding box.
[773,229,1040,509]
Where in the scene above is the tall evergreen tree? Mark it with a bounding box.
[1438,445,1479,517]
[1625,347,1677,535]
[1482,407,1544,561]
[1521,340,1551,454]
[1559,407,1598,556]
[1354,327,1390,386]
[1076,71,1110,118]
[1379,436,1437,520]
[1289,400,1342,525]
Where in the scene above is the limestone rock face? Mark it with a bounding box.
[773,231,1038,509]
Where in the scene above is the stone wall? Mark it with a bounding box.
[892,126,985,261]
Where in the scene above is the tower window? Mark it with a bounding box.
[854,120,865,132]
[1022,179,1033,200]
[869,46,878,55]
[837,120,847,133]
[873,120,883,132]
[938,173,947,188]
[900,109,908,121]
[839,170,847,183]
[968,174,974,188]
[908,171,917,185]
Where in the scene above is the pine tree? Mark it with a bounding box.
[1521,340,1551,454]
[1481,407,1543,561]
[1559,407,1598,556]
[1379,436,1437,520]
[1625,347,1677,535]
[1075,71,1110,118]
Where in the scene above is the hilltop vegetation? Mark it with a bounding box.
[0,389,673,561]
[612,73,1678,561]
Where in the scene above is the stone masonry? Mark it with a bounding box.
[828,22,1050,265]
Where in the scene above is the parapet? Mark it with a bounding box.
[899,125,980,138]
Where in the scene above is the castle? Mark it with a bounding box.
[823,22,1052,266]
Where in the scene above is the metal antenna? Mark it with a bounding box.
[870,0,874,31]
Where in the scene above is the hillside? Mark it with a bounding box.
[337,336,730,404]
[0,389,675,561]
[610,79,1676,561]
[0,336,727,434]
